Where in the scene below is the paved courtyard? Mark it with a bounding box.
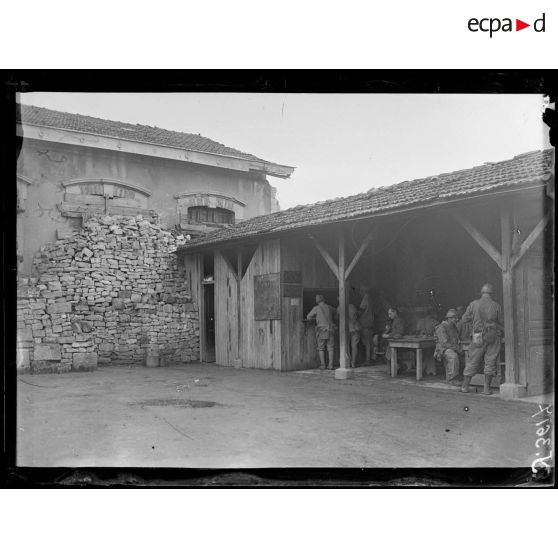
[16,363,552,468]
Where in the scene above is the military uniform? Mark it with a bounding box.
[462,296,503,378]
[384,315,405,363]
[386,315,405,337]
[434,319,463,381]
[359,292,375,362]
[457,318,473,341]
[337,303,361,368]
[307,301,335,369]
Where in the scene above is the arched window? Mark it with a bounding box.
[59,178,155,219]
[175,192,244,235]
[187,206,235,225]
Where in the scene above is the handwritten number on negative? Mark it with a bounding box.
[535,437,551,449]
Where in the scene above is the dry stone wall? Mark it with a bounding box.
[17,215,199,373]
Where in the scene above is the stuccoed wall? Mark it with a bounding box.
[17,138,277,275]
[17,215,199,373]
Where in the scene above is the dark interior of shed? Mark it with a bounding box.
[301,201,506,334]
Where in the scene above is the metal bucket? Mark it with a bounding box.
[145,350,159,367]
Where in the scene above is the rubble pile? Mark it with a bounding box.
[17,215,199,373]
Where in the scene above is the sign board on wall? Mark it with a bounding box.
[282,283,302,298]
[254,273,281,320]
[281,271,302,284]
[254,271,303,320]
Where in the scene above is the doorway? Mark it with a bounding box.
[200,251,216,363]
[203,282,216,362]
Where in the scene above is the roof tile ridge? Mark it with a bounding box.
[17,102,278,165]
[19,103,149,130]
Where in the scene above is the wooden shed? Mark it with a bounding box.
[178,149,554,400]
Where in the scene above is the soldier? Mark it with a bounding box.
[336,297,361,368]
[434,309,464,385]
[460,284,504,395]
[307,294,336,370]
[456,305,473,341]
[358,285,375,364]
[383,307,406,369]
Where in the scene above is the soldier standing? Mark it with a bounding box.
[358,285,375,364]
[460,284,504,395]
[307,294,336,370]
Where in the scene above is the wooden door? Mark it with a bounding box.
[203,283,216,362]
[515,255,554,396]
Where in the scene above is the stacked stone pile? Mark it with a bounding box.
[17,215,199,373]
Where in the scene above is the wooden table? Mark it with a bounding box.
[388,337,437,380]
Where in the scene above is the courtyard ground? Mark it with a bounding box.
[16,362,553,468]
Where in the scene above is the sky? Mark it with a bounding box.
[19,92,550,210]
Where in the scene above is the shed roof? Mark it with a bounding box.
[178,148,554,252]
[17,104,294,176]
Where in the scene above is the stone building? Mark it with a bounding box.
[16,104,295,275]
[16,104,294,373]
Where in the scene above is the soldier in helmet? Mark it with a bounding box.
[434,309,464,384]
[307,294,336,370]
[460,284,504,395]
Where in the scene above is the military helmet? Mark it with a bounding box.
[445,308,459,319]
[481,283,494,294]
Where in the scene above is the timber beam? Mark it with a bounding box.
[455,209,552,272]
[344,230,374,280]
[217,249,238,279]
[309,235,339,280]
[510,212,551,270]
[454,213,503,270]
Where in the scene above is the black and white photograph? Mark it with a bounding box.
[7,84,555,481]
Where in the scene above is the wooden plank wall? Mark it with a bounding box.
[515,254,554,395]
[183,254,202,307]
[214,240,282,369]
[182,253,202,361]
[281,237,338,371]
[240,240,282,369]
[214,251,239,367]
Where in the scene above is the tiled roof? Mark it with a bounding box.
[178,149,554,252]
[17,103,281,167]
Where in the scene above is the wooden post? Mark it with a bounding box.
[234,247,242,368]
[197,253,205,363]
[454,207,527,399]
[335,230,353,379]
[500,202,524,399]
